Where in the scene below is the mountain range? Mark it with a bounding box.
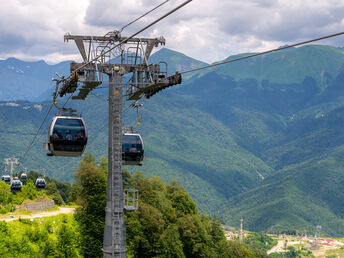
[0,58,70,101]
[2,45,344,235]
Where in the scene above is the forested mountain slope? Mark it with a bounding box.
[2,45,344,234]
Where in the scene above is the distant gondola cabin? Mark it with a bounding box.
[20,173,27,181]
[35,178,46,189]
[10,180,22,192]
[2,175,10,184]
[122,133,144,166]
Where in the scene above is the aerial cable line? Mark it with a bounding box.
[180,31,344,75]
[88,123,108,139]
[90,91,108,102]
[63,0,192,81]
[88,102,135,140]
[19,163,31,174]
[89,102,134,138]
[120,0,170,32]
[88,105,132,139]
[62,90,75,109]
[22,103,54,159]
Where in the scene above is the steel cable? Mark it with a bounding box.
[180,31,344,75]
[22,103,54,159]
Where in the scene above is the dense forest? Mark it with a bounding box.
[0,153,274,257]
[72,153,269,257]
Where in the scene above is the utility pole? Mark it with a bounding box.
[240,218,243,243]
[41,168,46,177]
[62,29,181,257]
[4,158,19,181]
[314,225,322,246]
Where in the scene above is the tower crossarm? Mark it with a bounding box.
[65,33,165,46]
[128,72,182,100]
[64,33,165,63]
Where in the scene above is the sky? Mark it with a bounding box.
[0,0,344,64]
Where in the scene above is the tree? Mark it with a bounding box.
[56,223,79,257]
[98,156,108,175]
[158,224,185,258]
[0,181,10,198]
[42,236,58,257]
[70,159,268,258]
[167,180,197,216]
[46,182,64,205]
[74,153,106,258]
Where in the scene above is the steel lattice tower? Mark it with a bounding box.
[61,30,181,257]
[4,158,19,181]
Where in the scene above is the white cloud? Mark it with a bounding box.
[0,0,343,64]
[34,104,42,111]
[0,102,19,107]
[0,0,97,63]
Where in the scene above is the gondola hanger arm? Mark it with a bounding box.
[51,75,76,114]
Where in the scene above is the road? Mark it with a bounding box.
[267,239,286,254]
[0,207,75,222]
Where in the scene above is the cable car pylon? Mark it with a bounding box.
[63,30,182,258]
[51,1,192,256]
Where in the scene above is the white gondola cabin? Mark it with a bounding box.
[35,178,46,190]
[2,175,10,184]
[44,115,87,156]
[20,173,27,181]
[122,133,144,166]
[10,179,22,192]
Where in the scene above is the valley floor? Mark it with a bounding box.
[267,234,344,257]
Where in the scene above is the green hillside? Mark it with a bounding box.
[222,145,344,236]
[2,45,344,235]
[138,96,274,213]
[207,45,344,88]
[149,47,208,77]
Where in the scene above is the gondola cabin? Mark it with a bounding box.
[35,178,46,190]
[10,179,22,192]
[2,175,10,184]
[44,115,87,156]
[20,173,27,181]
[122,133,144,166]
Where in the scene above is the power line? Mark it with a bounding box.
[88,123,108,139]
[63,0,193,81]
[90,91,108,102]
[120,0,170,32]
[62,91,75,108]
[23,83,75,158]
[22,103,54,159]
[101,1,170,55]
[180,31,344,75]
[88,103,134,139]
